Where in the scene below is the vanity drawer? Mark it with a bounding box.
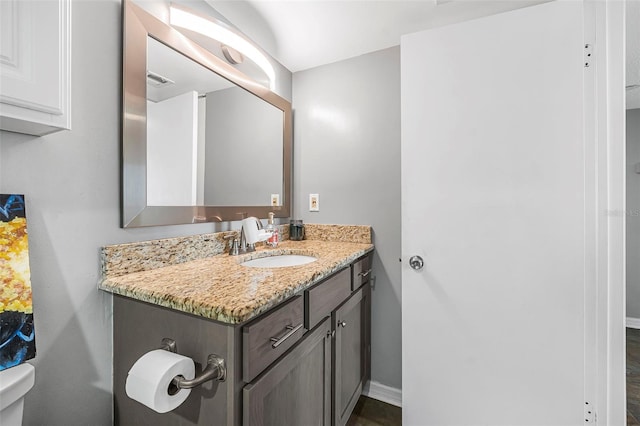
[351,253,373,290]
[305,268,351,330]
[243,295,305,383]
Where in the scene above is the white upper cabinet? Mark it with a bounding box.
[0,0,71,136]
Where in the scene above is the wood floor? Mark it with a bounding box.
[347,396,402,426]
[628,328,640,424]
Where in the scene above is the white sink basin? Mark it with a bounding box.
[241,254,318,268]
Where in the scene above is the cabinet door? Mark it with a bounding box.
[363,282,371,384]
[0,0,71,135]
[243,317,332,426]
[333,285,367,426]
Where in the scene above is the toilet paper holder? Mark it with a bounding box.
[159,338,227,391]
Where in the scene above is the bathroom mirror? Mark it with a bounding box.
[122,0,292,227]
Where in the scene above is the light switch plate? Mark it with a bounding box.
[309,194,319,212]
[271,194,280,206]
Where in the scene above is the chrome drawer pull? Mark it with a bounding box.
[358,269,372,278]
[270,323,303,348]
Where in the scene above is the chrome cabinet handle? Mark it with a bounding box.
[270,324,303,348]
[339,321,347,328]
[358,269,372,278]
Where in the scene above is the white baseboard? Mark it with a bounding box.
[362,380,402,407]
[627,317,640,329]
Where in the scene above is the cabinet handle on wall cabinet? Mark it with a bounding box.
[339,321,347,328]
[270,324,303,348]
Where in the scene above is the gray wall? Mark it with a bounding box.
[0,1,292,424]
[204,87,283,206]
[628,108,640,318]
[292,47,402,390]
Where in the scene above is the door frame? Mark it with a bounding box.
[591,0,626,423]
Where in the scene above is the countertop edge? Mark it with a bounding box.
[99,245,374,325]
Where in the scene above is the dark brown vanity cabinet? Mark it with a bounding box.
[242,253,373,426]
[242,295,305,383]
[113,253,372,426]
[243,318,332,426]
[333,284,370,426]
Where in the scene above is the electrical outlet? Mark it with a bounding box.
[271,194,280,206]
[309,194,319,212]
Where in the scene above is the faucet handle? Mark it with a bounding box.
[224,232,240,256]
[228,238,239,256]
[224,231,239,241]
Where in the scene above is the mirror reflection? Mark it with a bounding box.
[146,36,284,207]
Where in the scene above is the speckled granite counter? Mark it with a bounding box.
[99,225,373,324]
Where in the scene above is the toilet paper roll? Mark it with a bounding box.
[125,349,195,413]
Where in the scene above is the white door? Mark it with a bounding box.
[401,2,589,424]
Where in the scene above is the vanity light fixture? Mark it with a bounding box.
[169,4,276,90]
[221,45,244,65]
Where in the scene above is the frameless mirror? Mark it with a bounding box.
[122,1,291,227]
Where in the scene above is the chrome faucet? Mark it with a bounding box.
[239,226,251,253]
[224,232,240,255]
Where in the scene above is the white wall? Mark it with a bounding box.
[147,91,198,206]
[628,108,640,319]
[0,1,292,424]
[292,47,402,391]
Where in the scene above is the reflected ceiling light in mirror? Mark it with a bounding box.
[169,4,276,91]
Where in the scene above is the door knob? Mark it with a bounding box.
[409,256,424,270]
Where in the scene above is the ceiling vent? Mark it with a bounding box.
[146,70,175,87]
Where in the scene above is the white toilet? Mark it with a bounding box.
[0,363,35,426]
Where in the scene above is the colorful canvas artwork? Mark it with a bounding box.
[0,194,36,371]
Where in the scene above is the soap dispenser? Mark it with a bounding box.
[265,212,279,247]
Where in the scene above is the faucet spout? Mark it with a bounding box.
[239,226,249,252]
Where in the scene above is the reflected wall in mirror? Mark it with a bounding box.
[145,37,283,207]
[123,0,291,227]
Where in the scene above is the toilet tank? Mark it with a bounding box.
[0,363,35,425]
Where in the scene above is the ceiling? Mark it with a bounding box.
[147,36,234,102]
[207,0,550,73]
[201,0,639,108]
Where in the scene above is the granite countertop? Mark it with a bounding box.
[99,229,373,324]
